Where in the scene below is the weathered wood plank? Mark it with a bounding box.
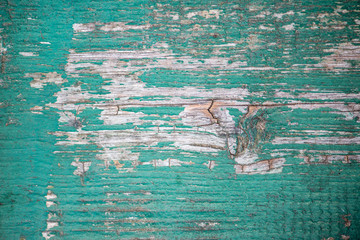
[0,0,359,239]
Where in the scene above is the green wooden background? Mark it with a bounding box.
[0,0,359,239]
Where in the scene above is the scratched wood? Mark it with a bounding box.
[0,0,359,239]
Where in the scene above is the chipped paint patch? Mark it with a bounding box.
[26,72,67,89]
[186,10,221,19]
[71,160,91,176]
[100,22,151,31]
[235,158,285,174]
[273,11,294,19]
[203,160,217,170]
[73,23,95,32]
[42,232,55,240]
[282,23,295,30]
[143,158,195,167]
[19,52,38,57]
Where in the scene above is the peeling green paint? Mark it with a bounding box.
[1,0,360,239]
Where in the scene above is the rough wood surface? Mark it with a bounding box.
[0,0,359,239]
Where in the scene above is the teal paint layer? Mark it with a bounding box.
[0,0,359,239]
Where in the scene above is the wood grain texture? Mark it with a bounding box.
[0,0,359,239]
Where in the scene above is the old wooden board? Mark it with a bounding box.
[0,0,359,239]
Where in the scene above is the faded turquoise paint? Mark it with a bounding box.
[1,0,360,239]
